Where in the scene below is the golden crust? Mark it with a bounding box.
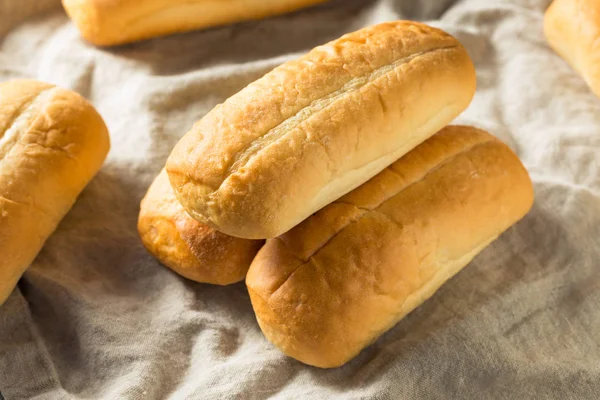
[544,0,600,97]
[167,21,477,239]
[246,126,534,368]
[138,170,264,286]
[61,0,330,46]
[0,79,110,305]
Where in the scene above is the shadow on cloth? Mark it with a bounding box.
[101,0,375,77]
[391,0,457,20]
[15,167,200,397]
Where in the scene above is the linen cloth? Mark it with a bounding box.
[1,0,599,398]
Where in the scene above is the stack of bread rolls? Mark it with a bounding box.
[139,20,534,368]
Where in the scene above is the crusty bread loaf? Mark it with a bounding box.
[0,79,110,305]
[246,125,534,368]
[61,0,329,46]
[138,170,264,285]
[167,21,477,239]
[545,0,600,98]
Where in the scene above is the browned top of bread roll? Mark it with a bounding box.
[246,125,534,368]
[138,170,264,286]
[544,0,600,96]
[62,0,329,46]
[0,79,110,305]
[167,21,476,239]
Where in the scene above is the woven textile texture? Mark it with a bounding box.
[0,0,599,398]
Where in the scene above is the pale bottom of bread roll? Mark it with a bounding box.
[246,125,534,368]
[310,103,464,222]
[138,170,264,285]
[62,0,329,46]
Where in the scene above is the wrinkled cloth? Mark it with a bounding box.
[1,0,599,398]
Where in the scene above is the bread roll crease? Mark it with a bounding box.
[246,126,534,368]
[0,79,110,305]
[167,21,477,239]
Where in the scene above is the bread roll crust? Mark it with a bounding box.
[246,126,534,368]
[138,170,264,285]
[544,0,600,97]
[167,21,477,239]
[61,0,329,46]
[0,79,110,305]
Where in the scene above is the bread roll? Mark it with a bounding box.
[246,125,534,368]
[544,0,600,98]
[61,0,329,46]
[138,170,264,285]
[167,21,477,239]
[0,79,110,305]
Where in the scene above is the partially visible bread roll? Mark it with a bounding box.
[0,79,110,305]
[138,170,264,285]
[246,126,534,368]
[61,0,329,46]
[545,0,600,97]
[167,21,477,239]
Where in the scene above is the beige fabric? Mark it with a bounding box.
[0,0,599,399]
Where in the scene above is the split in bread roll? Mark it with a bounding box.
[0,79,110,305]
[246,125,534,368]
[138,170,264,285]
[545,0,600,98]
[61,0,330,46]
[167,21,477,239]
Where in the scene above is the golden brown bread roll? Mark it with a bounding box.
[61,0,330,46]
[0,79,110,305]
[246,125,534,368]
[544,0,600,98]
[138,169,264,285]
[167,21,477,239]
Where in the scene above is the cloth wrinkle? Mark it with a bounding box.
[0,0,599,399]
